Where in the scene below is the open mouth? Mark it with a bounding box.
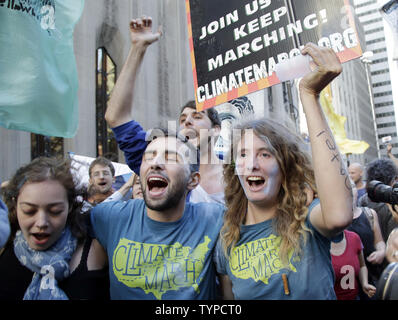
[180,128,198,141]
[147,176,169,197]
[31,233,50,245]
[134,188,143,197]
[246,176,266,191]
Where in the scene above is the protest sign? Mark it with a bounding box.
[186,0,363,111]
[0,0,84,137]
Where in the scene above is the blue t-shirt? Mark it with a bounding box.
[91,199,225,300]
[357,187,366,206]
[214,199,336,300]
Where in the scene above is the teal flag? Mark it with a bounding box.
[0,0,84,138]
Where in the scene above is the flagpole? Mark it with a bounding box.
[284,0,301,132]
[361,51,380,159]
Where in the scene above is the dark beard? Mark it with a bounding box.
[98,187,112,195]
[142,178,188,212]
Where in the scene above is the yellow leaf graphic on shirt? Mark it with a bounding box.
[229,234,297,285]
[112,236,211,299]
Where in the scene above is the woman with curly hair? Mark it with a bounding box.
[214,44,353,299]
[0,157,109,300]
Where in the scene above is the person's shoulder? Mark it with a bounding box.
[93,198,144,216]
[345,229,361,242]
[93,199,121,211]
[305,198,320,224]
[307,198,320,211]
[188,202,225,220]
[0,199,7,213]
[366,207,378,222]
[359,193,369,205]
[0,199,8,221]
[190,201,225,213]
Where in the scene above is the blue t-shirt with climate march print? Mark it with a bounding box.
[214,199,336,300]
[91,199,224,300]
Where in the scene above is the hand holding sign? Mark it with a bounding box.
[130,16,162,48]
[274,54,312,82]
[299,43,342,97]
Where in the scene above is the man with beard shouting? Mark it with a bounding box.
[104,16,225,205]
[89,129,224,299]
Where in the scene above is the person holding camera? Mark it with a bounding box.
[359,157,398,300]
[359,159,398,286]
[359,159,398,243]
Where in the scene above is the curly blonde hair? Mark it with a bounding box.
[221,117,316,266]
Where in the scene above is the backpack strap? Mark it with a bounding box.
[363,207,375,230]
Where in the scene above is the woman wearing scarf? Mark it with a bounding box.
[0,157,109,300]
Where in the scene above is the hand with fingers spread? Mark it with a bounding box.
[299,43,342,97]
[105,15,162,128]
[129,16,162,48]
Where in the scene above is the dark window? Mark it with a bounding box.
[373,48,387,54]
[374,91,392,97]
[371,69,389,76]
[375,101,394,108]
[377,122,396,129]
[362,17,383,24]
[96,47,118,161]
[366,37,385,45]
[355,0,377,9]
[365,27,384,35]
[372,57,389,64]
[357,8,379,17]
[379,133,397,139]
[376,111,395,118]
[373,81,391,88]
[31,134,64,159]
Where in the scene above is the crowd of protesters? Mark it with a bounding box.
[1,16,398,301]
